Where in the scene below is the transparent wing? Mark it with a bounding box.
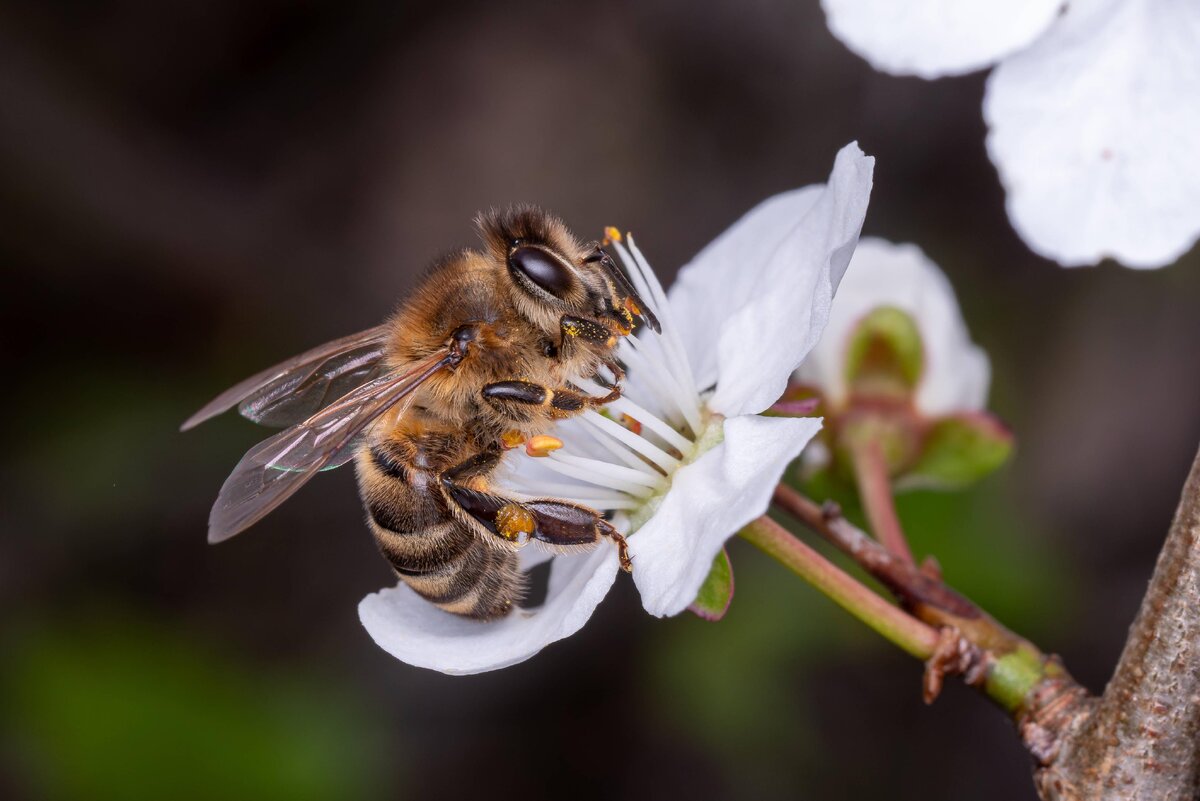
[182,324,391,431]
[207,351,452,544]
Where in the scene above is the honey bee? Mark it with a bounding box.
[184,207,659,619]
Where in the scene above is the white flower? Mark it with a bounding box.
[794,238,990,417]
[358,143,875,674]
[822,0,1200,269]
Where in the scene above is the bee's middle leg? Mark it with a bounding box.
[440,452,632,572]
[482,380,610,415]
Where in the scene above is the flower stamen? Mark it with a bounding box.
[524,435,564,457]
[534,453,661,498]
[579,408,681,473]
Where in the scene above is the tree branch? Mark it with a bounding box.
[771,484,1094,755]
[1038,445,1200,800]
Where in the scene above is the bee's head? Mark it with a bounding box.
[477,206,658,348]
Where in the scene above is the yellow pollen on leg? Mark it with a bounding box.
[525,435,563,457]
[501,429,525,449]
[495,504,536,544]
[614,305,634,335]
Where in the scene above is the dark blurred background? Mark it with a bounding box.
[2,1,1199,799]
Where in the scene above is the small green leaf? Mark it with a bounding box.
[689,548,735,621]
[844,306,924,398]
[902,412,1014,490]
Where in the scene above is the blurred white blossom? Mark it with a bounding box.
[359,143,875,673]
[793,238,1010,490]
[823,0,1200,269]
[795,238,990,417]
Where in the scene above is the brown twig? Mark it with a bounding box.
[773,486,986,635]
[771,483,1091,745]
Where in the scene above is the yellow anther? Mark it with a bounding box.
[495,504,536,545]
[603,226,623,244]
[500,430,525,449]
[620,414,643,435]
[525,435,563,457]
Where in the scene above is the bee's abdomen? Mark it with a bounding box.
[369,517,524,620]
[357,445,524,620]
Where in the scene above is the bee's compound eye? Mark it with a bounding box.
[509,246,574,299]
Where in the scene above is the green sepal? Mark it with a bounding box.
[688,548,734,621]
[844,306,923,398]
[901,412,1014,490]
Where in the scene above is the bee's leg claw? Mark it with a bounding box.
[588,360,625,405]
[599,519,633,573]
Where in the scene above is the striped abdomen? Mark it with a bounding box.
[356,439,525,620]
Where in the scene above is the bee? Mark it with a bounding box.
[183,207,659,619]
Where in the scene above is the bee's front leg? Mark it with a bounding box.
[559,314,617,349]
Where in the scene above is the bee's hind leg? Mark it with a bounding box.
[440,457,632,573]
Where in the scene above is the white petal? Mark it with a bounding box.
[984,0,1200,268]
[358,547,619,675]
[794,238,990,416]
[629,415,823,617]
[669,143,874,418]
[822,0,1061,78]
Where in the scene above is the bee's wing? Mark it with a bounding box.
[182,324,392,431]
[207,351,452,543]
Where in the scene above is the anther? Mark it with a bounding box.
[525,435,564,457]
[620,414,643,435]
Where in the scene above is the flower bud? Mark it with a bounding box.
[790,239,1012,489]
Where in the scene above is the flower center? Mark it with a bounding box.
[623,410,724,533]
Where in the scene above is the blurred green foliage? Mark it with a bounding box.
[648,532,873,790]
[2,613,390,801]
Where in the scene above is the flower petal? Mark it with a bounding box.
[794,238,990,416]
[984,0,1200,268]
[629,415,823,617]
[669,143,874,418]
[822,0,1062,78]
[358,546,619,674]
